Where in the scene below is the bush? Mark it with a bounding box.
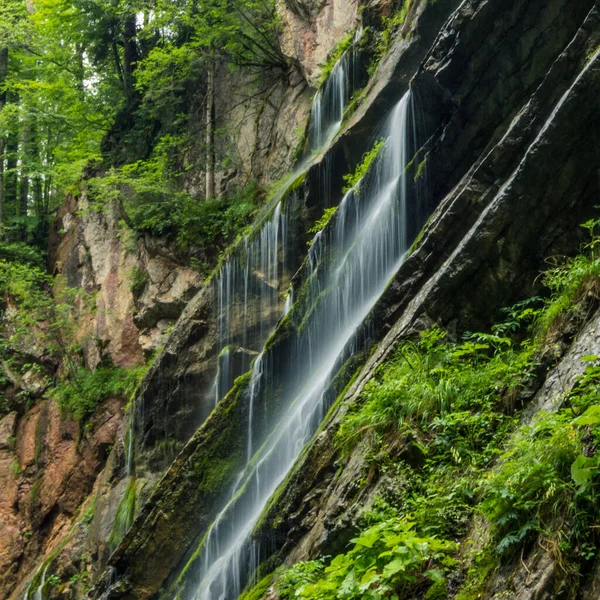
[336,326,535,452]
[52,365,147,422]
[278,519,456,600]
[0,242,45,268]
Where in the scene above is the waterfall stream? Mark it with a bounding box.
[186,91,420,600]
[305,45,358,153]
[210,46,361,406]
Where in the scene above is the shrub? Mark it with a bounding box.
[278,519,456,600]
[52,365,146,422]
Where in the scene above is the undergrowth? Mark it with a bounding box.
[52,365,147,422]
[271,220,600,599]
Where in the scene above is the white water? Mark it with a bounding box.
[186,91,419,600]
[212,202,287,404]
[24,563,49,600]
[306,47,358,153]
[210,48,362,405]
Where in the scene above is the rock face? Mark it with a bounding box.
[49,193,203,367]
[9,0,600,598]
[0,397,124,600]
[278,0,361,84]
[84,0,600,598]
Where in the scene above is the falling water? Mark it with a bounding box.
[212,202,287,404]
[306,46,359,153]
[211,43,364,406]
[24,563,49,600]
[185,91,421,600]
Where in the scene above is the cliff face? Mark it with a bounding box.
[4,0,600,599]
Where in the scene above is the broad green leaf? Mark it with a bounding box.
[571,454,595,486]
[572,405,600,426]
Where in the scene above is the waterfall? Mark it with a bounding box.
[24,563,49,600]
[306,47,358,153]
[212,202,287,404]
[186,91,420,600]
[209,46,364,405]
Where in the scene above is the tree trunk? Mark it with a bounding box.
[123,14,139,98]
[0,47,8,237]
[205,59,215,200]
[19,113,30,232]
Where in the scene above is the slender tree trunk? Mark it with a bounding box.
[19,112,31,236]
[0,47,8,237]
[205,59,215,200]
[123,14,139,98]
[6,123,18,218]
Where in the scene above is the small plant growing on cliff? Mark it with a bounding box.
[52,365,147,422]
[308,207,337,239]
[343,139,385,193]
[318,31,355,86]
[128,266,150,298]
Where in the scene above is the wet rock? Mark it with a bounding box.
[0,412,17,450]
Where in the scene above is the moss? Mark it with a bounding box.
[317,31,355,86]
[425,579,449,600]
[262,315,297,355]
[343,138,385,193]
[127,266,149,297]
[238,571,277,600]
[108,477,138,550]
[409,210,435,255]
[454,547,498,600]
[194,455,239,493]
[30,478,42,505]
[415,156,427,181]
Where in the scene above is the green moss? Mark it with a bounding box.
[308,207,337,238]
[128,266,150,297]
[317,31,355,86]
[367,0,413,76]
[343,138,385,193]
[425,579,449,600]
[108,477,138,550]
[454,548,498,600]
[409,212,434,255]
[30,478,42,505]
[194,455,239,493]
[238,571,277,600]
[415,156,427,181]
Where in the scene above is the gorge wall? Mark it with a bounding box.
[2,0,600,599]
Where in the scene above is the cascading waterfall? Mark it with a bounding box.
[186,90,420,600]
[212,202,287,404]
[24,564,49,600]
[210,45,364,405]
[306,45,359,153]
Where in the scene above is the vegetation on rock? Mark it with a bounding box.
[268,221,600,599]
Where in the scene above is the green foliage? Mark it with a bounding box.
[537,218,600,333]
[481,359,600,562]
[337,325,535,451]
[308,207,337,237]
[343,139,385,194]
[52,365,146,422]
[89,158,262,254]
[367,1,413,76]
[0,242,45,268]
[108,477,138,549]
[480,411,579,554]
[128,266,149,297]
[318,31,355,86]
[278,519,456,599]
[0,255,93,367]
